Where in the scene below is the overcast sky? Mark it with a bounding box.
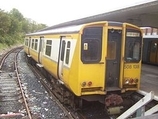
[0,0,155,26]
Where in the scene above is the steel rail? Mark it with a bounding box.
[14,49,32,119]
[0,46,32,118]
[28,63,75,119]
[0,113,24,118]
[0,46,23,69]
[28,63,93,119]
[0,48,16,69]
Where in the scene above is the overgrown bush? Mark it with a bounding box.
[0,8,47,47]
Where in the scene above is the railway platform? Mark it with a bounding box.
[133,113,158,119]
[141,64,158,96]
[117,64,158,119]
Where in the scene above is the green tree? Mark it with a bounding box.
[0,9,11,35]
[8,8,24,34]
[0,8,47,47]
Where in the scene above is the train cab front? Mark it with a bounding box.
[79,22,142,95]
[78,22,142,115]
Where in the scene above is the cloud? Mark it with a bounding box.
[0,0,148,26]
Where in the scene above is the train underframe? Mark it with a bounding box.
[49,76,134,115]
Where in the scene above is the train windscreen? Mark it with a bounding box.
[81,26,103,63]
[125,30,142,62]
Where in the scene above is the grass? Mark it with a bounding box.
[0,43,9,51]
[0,43,23,53]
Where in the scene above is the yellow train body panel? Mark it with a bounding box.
[24,36,30,55]
[63,36,80,94]
[29,49,38,62]
[24,21,143,97]
[79,64,105,95]
[41,33,81,95]
[123,62,141,90]
[59,34,80,94]
[42,56,58,79]
[24,46,29,54]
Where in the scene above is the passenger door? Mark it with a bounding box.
[38,36,44,63]
[58,36,66,80]
[105,29,121,91]
[28,37,31,55]
[149,41,158,64]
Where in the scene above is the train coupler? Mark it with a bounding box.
[105,94,123,107]
[107,106,124,115]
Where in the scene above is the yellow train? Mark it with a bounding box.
[24,21,143,112]
[142,28,158,64]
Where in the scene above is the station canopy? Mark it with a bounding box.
[42,0,158,31]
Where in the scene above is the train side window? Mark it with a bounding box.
[125,40,141,62]
[133,42,140,60]
[34,39,38,50]
[151,42,157,52]
[125,30,142,62]
[31,39,34,49]
[65,41,71,64]
[61,40,66,61]
[45,40,52,56]
[107,41,116,59]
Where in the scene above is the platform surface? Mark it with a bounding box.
[141,64,158,96]
[133,113,158,119]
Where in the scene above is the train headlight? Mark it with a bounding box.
[87,81,92,86]
[129,78,134,84]
[81,82,86,87]
[124,78,138,84]
[125,79,129,84]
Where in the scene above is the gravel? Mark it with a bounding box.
[18,50,66,119]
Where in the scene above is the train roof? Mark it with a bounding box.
[27,21,126,36]
[26,21,140,37]
[26,24,84,36]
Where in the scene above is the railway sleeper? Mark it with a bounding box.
[52,86,70,104]
[0,95,23,102]
[0,92,21,97]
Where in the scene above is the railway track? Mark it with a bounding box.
[27,58,111,119]
[2,47,157,119]
[28,63,75,119]
[0,47,33,119]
